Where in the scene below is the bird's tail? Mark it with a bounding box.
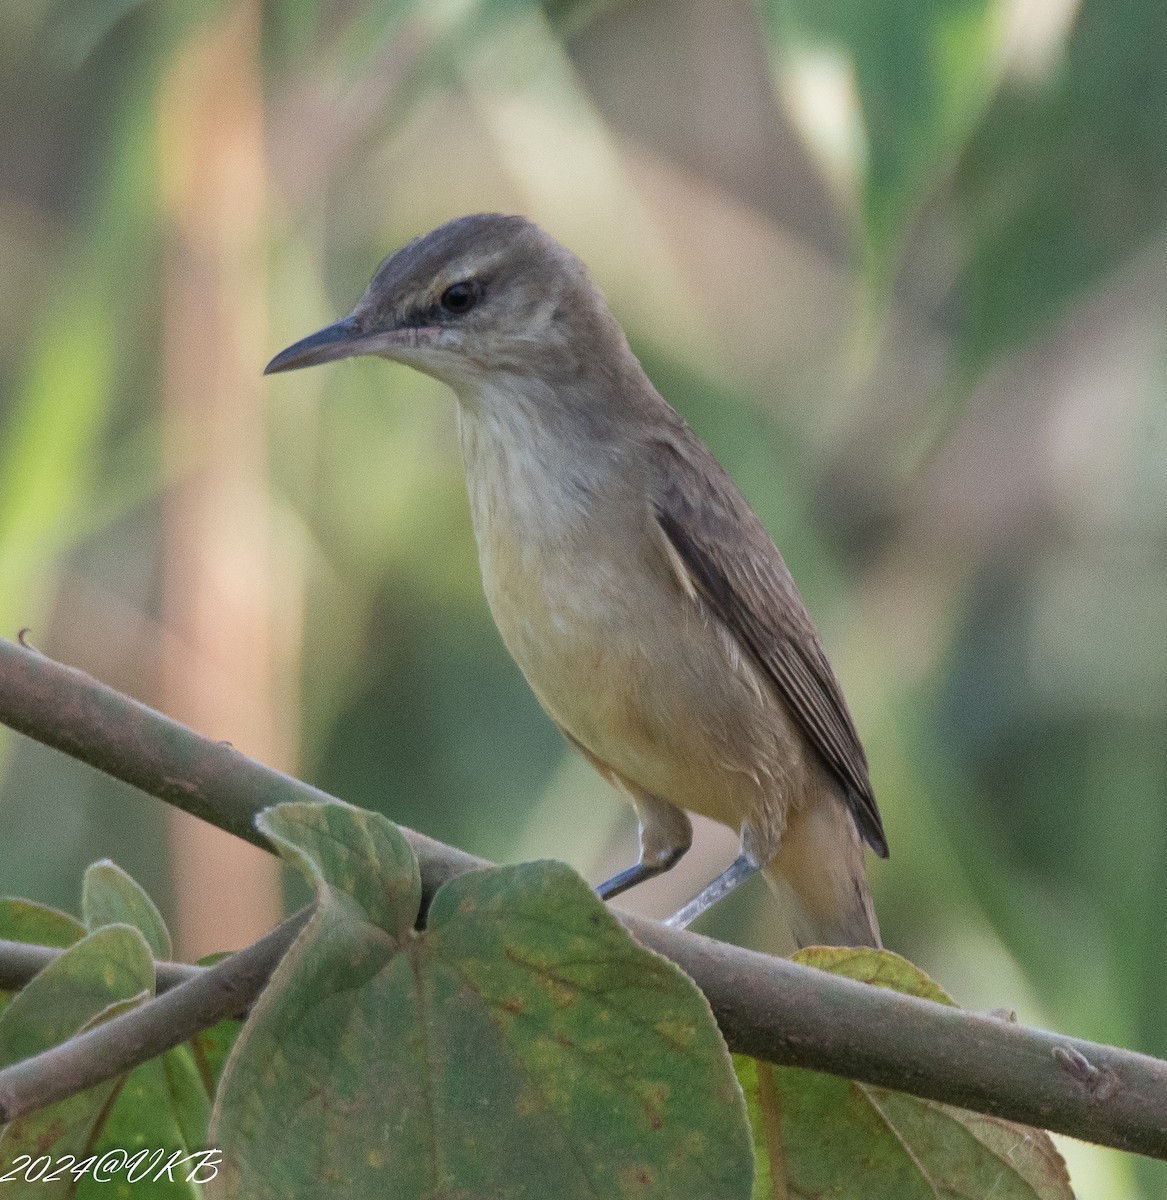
[762,796,882,950]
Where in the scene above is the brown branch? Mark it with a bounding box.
[0,636,1166,1158]
[0,910,310,1123]
[0,637,481,906]
[0,939,200,994]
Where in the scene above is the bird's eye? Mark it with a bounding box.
[440,281,478,315]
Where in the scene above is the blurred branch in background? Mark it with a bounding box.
[156,0,289,957]
[0,0,1165,1193]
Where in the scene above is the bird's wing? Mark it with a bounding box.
[648,431,888,858]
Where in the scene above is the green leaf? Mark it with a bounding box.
[76,862,215,1194]
[0,898,88,1018]
[0,923,153,1068]
[737,948,1072,1199]
[189,1017,242,1101]
[0,283,117,642]
[257,799,420,935]
[0,915,211,1197]
[211,800,753,1199]
[792,946,956,1005]
[953,0,1167,367]
[83,859,173,959]
[0,924,155,1197]
[74,1047,210,1200]
[0,897,87,949]
[766,0,1001,288]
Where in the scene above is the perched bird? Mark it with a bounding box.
[266,213,887,948]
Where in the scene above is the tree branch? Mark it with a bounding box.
[0,910,310,1123]
[0,938,200,994]
[0,636,481,905]
[0,636,1165,1158]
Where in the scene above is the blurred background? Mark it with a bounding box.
[2,0,1165,1192]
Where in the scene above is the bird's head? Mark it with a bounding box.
[265,213,619,399]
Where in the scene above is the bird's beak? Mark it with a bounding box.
[264,315,399,375]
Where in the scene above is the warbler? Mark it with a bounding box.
[266,213,886,947]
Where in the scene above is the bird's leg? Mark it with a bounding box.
[596,860,676,901]
[596,794,692,901]
[662,853,761,929]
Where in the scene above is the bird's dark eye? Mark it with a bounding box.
[440,281,478,315]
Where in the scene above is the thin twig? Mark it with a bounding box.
[0,938,200,994]
[1,637,1166,1158]
[0,910,310,1123]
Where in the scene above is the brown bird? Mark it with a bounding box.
[266,213,887,948]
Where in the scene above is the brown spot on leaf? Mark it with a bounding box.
[619,1164,657,1193]
[34,1119,66,1155]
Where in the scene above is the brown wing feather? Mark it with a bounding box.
[649,431,888,858]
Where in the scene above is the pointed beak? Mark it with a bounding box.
[264,315,388,375]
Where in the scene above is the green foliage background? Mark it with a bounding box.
[1,0,1165,1193]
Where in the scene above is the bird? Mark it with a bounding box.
[265,212,887,948]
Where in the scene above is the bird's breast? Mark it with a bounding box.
[467,452,642,735]
[461,406,674,762]
[457,405,795,823]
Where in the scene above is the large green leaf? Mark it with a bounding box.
[211,800,752,1199]
[737,947,1072,1199]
